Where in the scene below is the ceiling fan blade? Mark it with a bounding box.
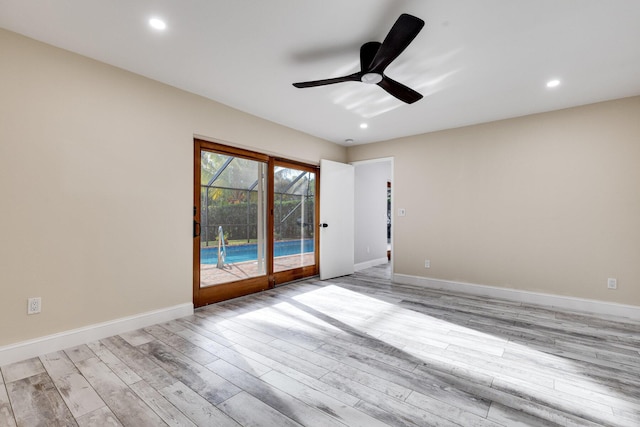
[293,73,362,88]
[368,14,425,73]
[360,42,381,71]
[377,76,423,104]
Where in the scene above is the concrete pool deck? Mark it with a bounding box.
[199,252,316,287]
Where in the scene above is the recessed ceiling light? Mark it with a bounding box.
[345,138,354,144]
[546,79,561,88]
[360,123,368,129]
[149,18,167,31]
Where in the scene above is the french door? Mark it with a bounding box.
[193,140,319,307]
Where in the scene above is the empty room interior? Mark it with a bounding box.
[1,1,639,426]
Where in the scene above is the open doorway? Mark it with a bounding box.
[387,180,391,260]
[353,158,393,272]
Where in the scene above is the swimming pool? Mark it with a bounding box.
[201,239,314,264]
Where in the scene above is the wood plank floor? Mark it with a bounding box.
[2,264,639,426]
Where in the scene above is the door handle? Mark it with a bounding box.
[193,219,201,238]
[320,223,328,228]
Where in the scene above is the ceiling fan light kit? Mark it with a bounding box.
[293,13,425,104]
[361,73,383,84]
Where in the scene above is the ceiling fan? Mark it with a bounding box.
[293,13,425,104]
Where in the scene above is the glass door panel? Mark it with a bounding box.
[273,163,317,278]
[200,152,267,285]
[194,141,269,306]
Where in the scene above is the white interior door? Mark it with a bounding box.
[319,159,354,280]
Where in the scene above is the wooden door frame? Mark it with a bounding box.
[193,139,319,307]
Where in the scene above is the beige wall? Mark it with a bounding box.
[348,97,640,306]
[0,29,345,347]
[348,96,640,307]
[3,26,638,350]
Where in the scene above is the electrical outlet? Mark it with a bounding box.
[425,259,430,268]
[28,297,42,314]
[607,278,617,290]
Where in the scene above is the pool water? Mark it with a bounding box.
[201,239,314,264]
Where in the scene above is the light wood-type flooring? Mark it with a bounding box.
[2,264,639,426]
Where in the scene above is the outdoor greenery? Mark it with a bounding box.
[199,151,315,247]
[201,195,315,246]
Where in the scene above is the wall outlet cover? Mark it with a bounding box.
[27,297,41,315]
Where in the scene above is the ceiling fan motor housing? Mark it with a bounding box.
[361,73,383,84]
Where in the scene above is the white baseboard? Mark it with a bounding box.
[354,257,389,272]
[393,274,640,321]
[0,303,194,366]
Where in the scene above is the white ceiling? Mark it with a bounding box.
[1,0,639,145]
